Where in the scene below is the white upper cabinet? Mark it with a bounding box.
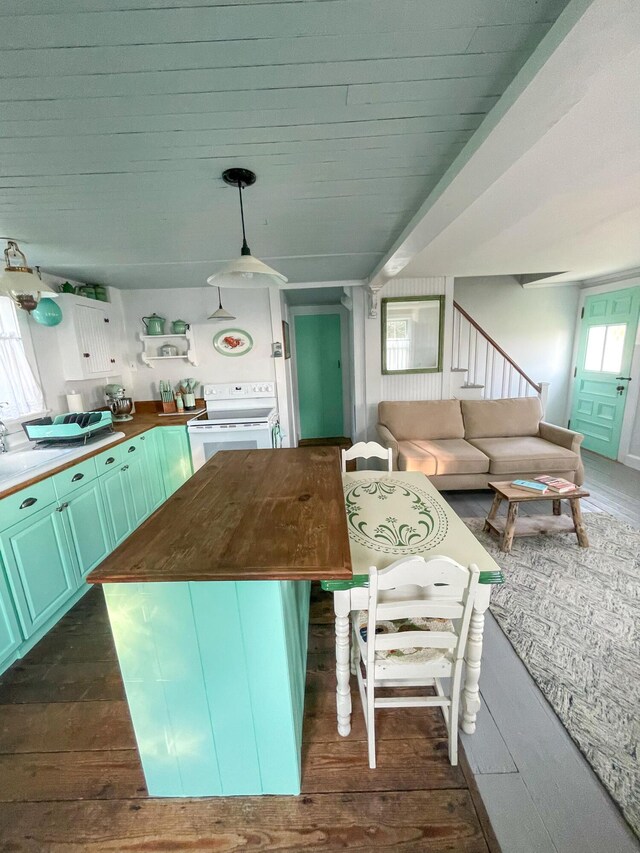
[57,296,120,380]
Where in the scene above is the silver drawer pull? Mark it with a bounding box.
[71,472,84,482]
[121,464,129,471]
[105,457,115,465]
[128,446,136,453]
[19,497,37,510]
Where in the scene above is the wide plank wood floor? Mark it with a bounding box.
[0,583,494,852]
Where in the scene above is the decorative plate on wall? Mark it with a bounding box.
[213,328,254,356]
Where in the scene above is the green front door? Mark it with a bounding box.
[294,313,344,440]
[569,287,640,458]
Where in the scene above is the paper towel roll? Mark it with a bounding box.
[66,392,83,412]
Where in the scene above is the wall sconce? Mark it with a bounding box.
[0,240,58,312]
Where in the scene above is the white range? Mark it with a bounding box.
[187,382,280,471]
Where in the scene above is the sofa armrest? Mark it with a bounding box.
[539,421,584,453]
[376,424,399,470]
[539,421,585,486]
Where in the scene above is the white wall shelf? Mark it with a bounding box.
[139,329,198,368]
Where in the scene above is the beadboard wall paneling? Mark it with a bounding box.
[380,277,447,402]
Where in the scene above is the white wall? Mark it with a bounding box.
[453,275,580,425]
[120,285,278,401]
[360,277,451,438]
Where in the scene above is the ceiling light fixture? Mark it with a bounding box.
[0,239,57,312]
[208,286,236,320]
[206,168,287,289]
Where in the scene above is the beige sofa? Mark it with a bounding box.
[377,397,584,490]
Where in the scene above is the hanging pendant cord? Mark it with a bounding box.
[238,182,251,256]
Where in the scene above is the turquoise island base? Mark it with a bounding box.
[104,578,311,797]
[88,447,352,798]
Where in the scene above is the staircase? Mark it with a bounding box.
[451,301,549,408]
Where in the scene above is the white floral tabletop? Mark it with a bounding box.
[343,471,501,576]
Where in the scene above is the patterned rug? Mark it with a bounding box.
[463,512,640,836]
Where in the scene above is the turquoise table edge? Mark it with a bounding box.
[321,569,505,592]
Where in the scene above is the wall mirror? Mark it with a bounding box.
[381,295,444,374]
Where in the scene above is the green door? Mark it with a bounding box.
[570,286,640,458]
[294,313,344,440]
[0,564,21,667]
[141,430,165,512]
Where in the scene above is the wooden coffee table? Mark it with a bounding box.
[484,481,590,553]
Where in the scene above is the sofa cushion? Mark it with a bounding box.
[378,400,464,441]
[397,441,437,475]
[461,397,542,439]
[407,440,489,475]
[468,436,580,474]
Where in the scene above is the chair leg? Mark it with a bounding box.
[449,695,459,766]
[367,684,376,769]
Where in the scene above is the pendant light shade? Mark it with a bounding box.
[206,168,287,290]
[0,240,57,313]
[208,286,236,320]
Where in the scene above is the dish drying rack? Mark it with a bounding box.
[23,411,115,446]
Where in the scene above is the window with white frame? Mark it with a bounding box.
[0,299,45,421]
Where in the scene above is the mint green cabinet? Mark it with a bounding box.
[0,425,194,676]
[0,562,21,669]
[156,427,193,497]
[0,503,78,637]
[121,439,149,528]
[60,480,112,580]
[100,464,134,548]
[140,431,164,512]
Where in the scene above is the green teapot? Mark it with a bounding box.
[142,313,166,335]
[171,319,188,334]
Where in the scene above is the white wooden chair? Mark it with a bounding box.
[352,555,479,768]
[341,441,392,472]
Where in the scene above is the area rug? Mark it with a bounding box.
[463,512,640,836]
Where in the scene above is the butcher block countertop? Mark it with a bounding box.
[87,447,353,584]
[0,402,199,501]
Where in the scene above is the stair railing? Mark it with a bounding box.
[452,301,547,404]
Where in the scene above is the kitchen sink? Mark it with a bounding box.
[0,431,126,491]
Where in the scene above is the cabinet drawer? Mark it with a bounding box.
[52,457,98,500]
[0,478,57,530]
[122,435,147,458]
[95,444,123,473]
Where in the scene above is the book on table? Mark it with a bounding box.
[511,479,549,494]
[534,475,576,493]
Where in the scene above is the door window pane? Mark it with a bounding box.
[584,323,625,372]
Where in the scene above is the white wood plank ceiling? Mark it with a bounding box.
[0,0,570,289]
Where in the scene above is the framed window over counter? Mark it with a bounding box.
[381,295,444,374]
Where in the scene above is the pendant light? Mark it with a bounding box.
[208,286,236,320]
[0,240,57,313]
[206,168,288,289]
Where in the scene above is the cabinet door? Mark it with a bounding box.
[0,561,22,668]
[157,428,193,497]
[100,466,133,548]
[121,450,149,529]
[62,481,112,580]
[0,505,78,637]
[75,304,118,376]
[140,430,164,512]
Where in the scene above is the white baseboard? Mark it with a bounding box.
[621,453,640,471]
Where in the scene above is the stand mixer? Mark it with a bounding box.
[105,383,133,421]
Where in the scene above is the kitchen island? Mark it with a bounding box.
[88,447,351,797]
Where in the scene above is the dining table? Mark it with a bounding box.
[321,470,505,738]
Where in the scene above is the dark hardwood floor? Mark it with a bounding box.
[0,583,494,852]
